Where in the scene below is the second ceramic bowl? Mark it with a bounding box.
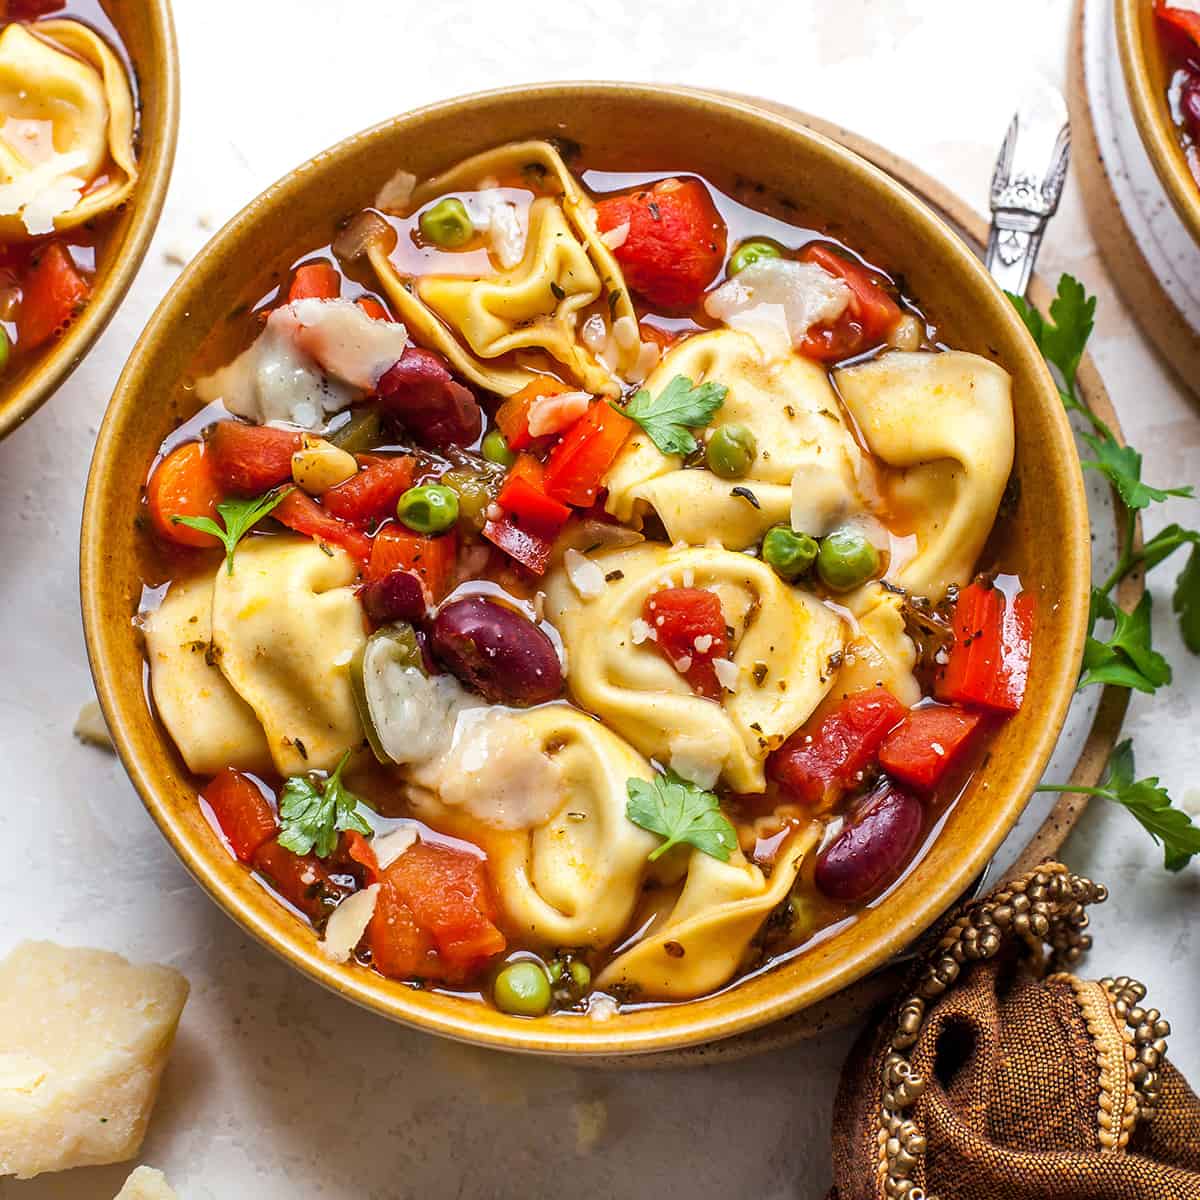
[81,83,1089,1056]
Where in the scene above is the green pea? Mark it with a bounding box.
[418,197,474,249]
[728,239,783,277]
[567,959,591,990]
[493,960,552,1017]
[328,408,383,455]
[481,427,516,468]
[396,484,459,534]
[439,465,502,533]
[817,527,880,592]
[706,423,757,479]
[762,525,819,581]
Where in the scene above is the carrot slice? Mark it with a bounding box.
[145,442,225,548]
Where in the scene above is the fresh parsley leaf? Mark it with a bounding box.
[173,486,293,574]
[1079,431,1193,512]
[1080,591,1172,693]
[1174,539,1200,654]
[626,771,737,863]
[278,749,371,858]
[1008,275,1095,392]
[615,374,727,457]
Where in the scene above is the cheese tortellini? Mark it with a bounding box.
[544,543,846,792]
[368,140,640,397]
[834,350,1014,601]
[0,21,137,239]
[597,824,820,1000]
[410,705,660,949]
[604,330,866,548]
[210,538,366,776]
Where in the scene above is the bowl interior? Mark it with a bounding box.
[1116,0,1200,246]
[82,83,1089,1055]
[0,0,179,440]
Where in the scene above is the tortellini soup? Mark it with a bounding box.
[138,138,1034,1019]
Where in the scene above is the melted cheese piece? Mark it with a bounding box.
[210,537,366,775]
[142,572,273,777]
[834,350,1014,600]
[0,21,136,239]
[544,543,846,792]
[0,942,188,1180]
[367,140,639,397]
[604,330,866,548]
[410,705,658,949]
[596,825,819,1000]
[197,299,410,429]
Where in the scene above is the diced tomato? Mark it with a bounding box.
[4,1,68,17]
[145,441,225,548]
[365,842,505,982]
[287,261,340,303]
[497,455,572,535]
[643,587,731,701]
[274,488,372,562]
[366,523,456,599]
[355,296,392,321]
[936,582,1034,715]
[638,321,675,351]
[542,401,634,507]
[769,689,907,807]
[251,837,349,922]
[482,513,555,576]
[201,768,278,863]
[340,830,380,886]
[1157,0,1200,50]
[16,240,90,350]
[878,704,983,792]
[495,377,569,451]
[321,454,414,528]
[595,177,727,310]
[797,243,902,362]
[207,421,303,496]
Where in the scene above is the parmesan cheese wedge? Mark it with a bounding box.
[115,1165,179,1199]
[0,942,188,1180]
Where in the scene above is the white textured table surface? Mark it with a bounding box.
[2,2,1198,1197]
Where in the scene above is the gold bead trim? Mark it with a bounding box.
[1101,975,1170,1120]
[875,864,1108,1200]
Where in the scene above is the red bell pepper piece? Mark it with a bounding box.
[207,421,303,496]
[497,455,572,535]
[798,243,902,362]
[878,704,983,792]
[321,454,414,528]
[482,514,555,576]
[201,768,278,863]
[366,523,456,599]
[365,842,505,983]
[595,177,727,310]
[251,837,350,922]
[643,587,731,701]
[935,582,1034,715]
[495,377,569,451]
[339,830,380,886]
[287,261,341,302]
[274,488,372,562]
[1157,0,1200,49]
[16,240,90,350]
[768,688,907,806]
[542,401,634,507]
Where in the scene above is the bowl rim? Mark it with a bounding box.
[1115,0,1200,246]
[0,0,180,441]
[81,81,1090,1056]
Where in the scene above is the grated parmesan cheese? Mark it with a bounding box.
[599,220,629,250]
[527,390,591,438]
[318,885,379,963]
[564,548,607,600]
[372,825,418,869]
[630,617,655,644]
[693,634,713,653]
[0,149,88,236]
[712,657,740,692]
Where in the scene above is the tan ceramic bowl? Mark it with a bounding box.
[1116,0,1200,245]
[0,0,179,440]
[81,84,1089,1057]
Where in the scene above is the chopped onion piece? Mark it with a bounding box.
[581,313,608,352]
[332,210,394,264]
[376,167,418,214]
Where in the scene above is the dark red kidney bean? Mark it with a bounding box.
[814,786,923,904]
[430,596,562,705]
[1183,72,1200,140]
[376,346,483,448]
[361,568,426,625]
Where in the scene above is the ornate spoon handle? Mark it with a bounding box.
[986,83,1071,297]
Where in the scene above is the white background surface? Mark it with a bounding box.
[2,2,1198,1197]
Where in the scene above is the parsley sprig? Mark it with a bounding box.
[1011,276,1200,869]
[626,771,738,863]
[614,374,727,457]
[278,749,372,859]
[173,486,293,575]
